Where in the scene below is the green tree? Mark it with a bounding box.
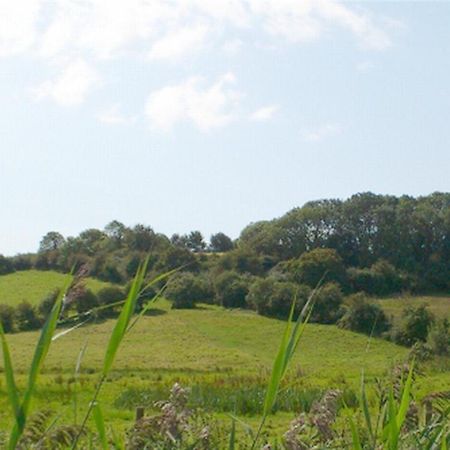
[210,232,234,252]
[38,231,65,253]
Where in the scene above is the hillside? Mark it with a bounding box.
[0,270,112,306]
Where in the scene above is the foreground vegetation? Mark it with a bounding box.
[0,267,448,448]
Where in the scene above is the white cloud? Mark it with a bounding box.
[33,60,100,106]
[222,38,243,55]
[96,105,136,125]
[148,25,210,61]
[250,104,279,122]
[0,0,41,56]
[145,73,240,132]
[300,123,342,143]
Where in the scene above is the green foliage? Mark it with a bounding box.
[427,319,449,355]
[14,301,41,332]
[0,304,15,333]
[393,304,434,347]
[165,273,211,309]
[311,282,344,324]
[339,293,391,336]
[213,270,250,308]
[246,277,308,318]
[74,288,99,314]
[210,232,234,252]
[0,255,15,276]
[290,248,347,288]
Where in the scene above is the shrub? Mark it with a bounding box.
[0,254,15,275]
[38,290,59,318]
[349,260,405,296]
[213,271,250,308]
[426,319,449,355]
[0,304,15,333]
[246,278,309,318]
[289,248,346,288]
[97,286,126,317]
[165,273,211,309]
[393,304,434,347]
[15,301,42,331]
[312,282,344,324]
[75,288,99,314]
[338,293,390,336]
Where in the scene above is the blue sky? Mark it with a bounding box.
[0,0,449,255]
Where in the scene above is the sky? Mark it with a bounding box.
[0,0,449,256]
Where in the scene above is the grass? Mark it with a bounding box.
[0,270,113,306]
[0,298,425,436]
[377,294,450,321]
[0,270,449,446]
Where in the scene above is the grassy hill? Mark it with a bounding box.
[0,271,449,437]
[0,270,112,306]
[377,295,450,321]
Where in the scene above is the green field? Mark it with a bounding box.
[377,295,450,321]
[0,270,112,306]
[0,271,449,441]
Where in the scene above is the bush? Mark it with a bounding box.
[349,260,405,296]
[15,301,42,331]
[38,290,59,319]
[213,271,250,308]
[312,283,344,324]
[246,278,308,318]
[393,304,434,347]
[75,288,99,314]
[289,248,347,288]
[97,287,126,317]
[0,254,15,275]
[0,304,15,333]
[426,319,449,355]
[338,293,390,336]
[165,273,210,309]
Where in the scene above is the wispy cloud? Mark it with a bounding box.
[250,104,279,122]
[148,25,210,61]
[300,123,343,143]
[96,105,136,125]
[32,59,100,106]
[145,72,241,132]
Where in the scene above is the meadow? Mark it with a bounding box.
[0,270,449,447]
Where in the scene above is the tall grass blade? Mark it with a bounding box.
[396,362,414,430]
[93,402,108,450]
[102,258,148,376]
[360,370,374,445]
[9,274,71,449]
[348,415,363,450]
[228,418,236,450]
[0,322,20,418]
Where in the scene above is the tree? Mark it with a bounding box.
[290,248,347,288]
[210,232,234,252]
[104,220,127,247]
[38,231,65,253]
[186,231,206,253]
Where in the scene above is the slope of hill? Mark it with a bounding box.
[0,270,112,306]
